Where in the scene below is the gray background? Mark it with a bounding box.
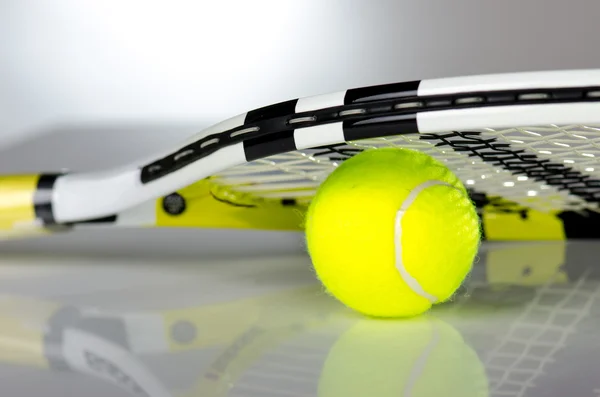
[1,0,600,255]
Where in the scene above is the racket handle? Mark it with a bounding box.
[0,174,57,239]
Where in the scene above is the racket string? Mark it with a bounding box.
[202,125,600,213]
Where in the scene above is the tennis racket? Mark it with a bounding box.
[4,69,600,240]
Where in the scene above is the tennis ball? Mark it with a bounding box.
[318,317,489,397]
[305,148,480,318]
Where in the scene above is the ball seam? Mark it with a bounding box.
[394,180,461,303]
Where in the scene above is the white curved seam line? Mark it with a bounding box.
[394,180,454,303]
[403,325,441,396]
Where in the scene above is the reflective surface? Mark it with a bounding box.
[0,239,598,396]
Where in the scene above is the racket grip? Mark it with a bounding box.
[0,174,56,239]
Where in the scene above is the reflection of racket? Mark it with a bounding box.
[4,70,600,239]
[0,287,342,397]
[60,327,172,397]
[447,242,567,309]
[0,297,173,397]
[188,290,342,397]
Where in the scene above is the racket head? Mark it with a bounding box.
[114,70,600,217]
[146,70,600,240]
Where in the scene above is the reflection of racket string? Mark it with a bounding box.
[230,332,336,397]
[203,328,336,397]
[232,342,321,397]
[483,270,598,397]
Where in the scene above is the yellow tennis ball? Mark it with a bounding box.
[318,317,489,397]
[305,148,480,318]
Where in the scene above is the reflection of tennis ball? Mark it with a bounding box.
[306,148,480,318]
[318,317,488,397]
